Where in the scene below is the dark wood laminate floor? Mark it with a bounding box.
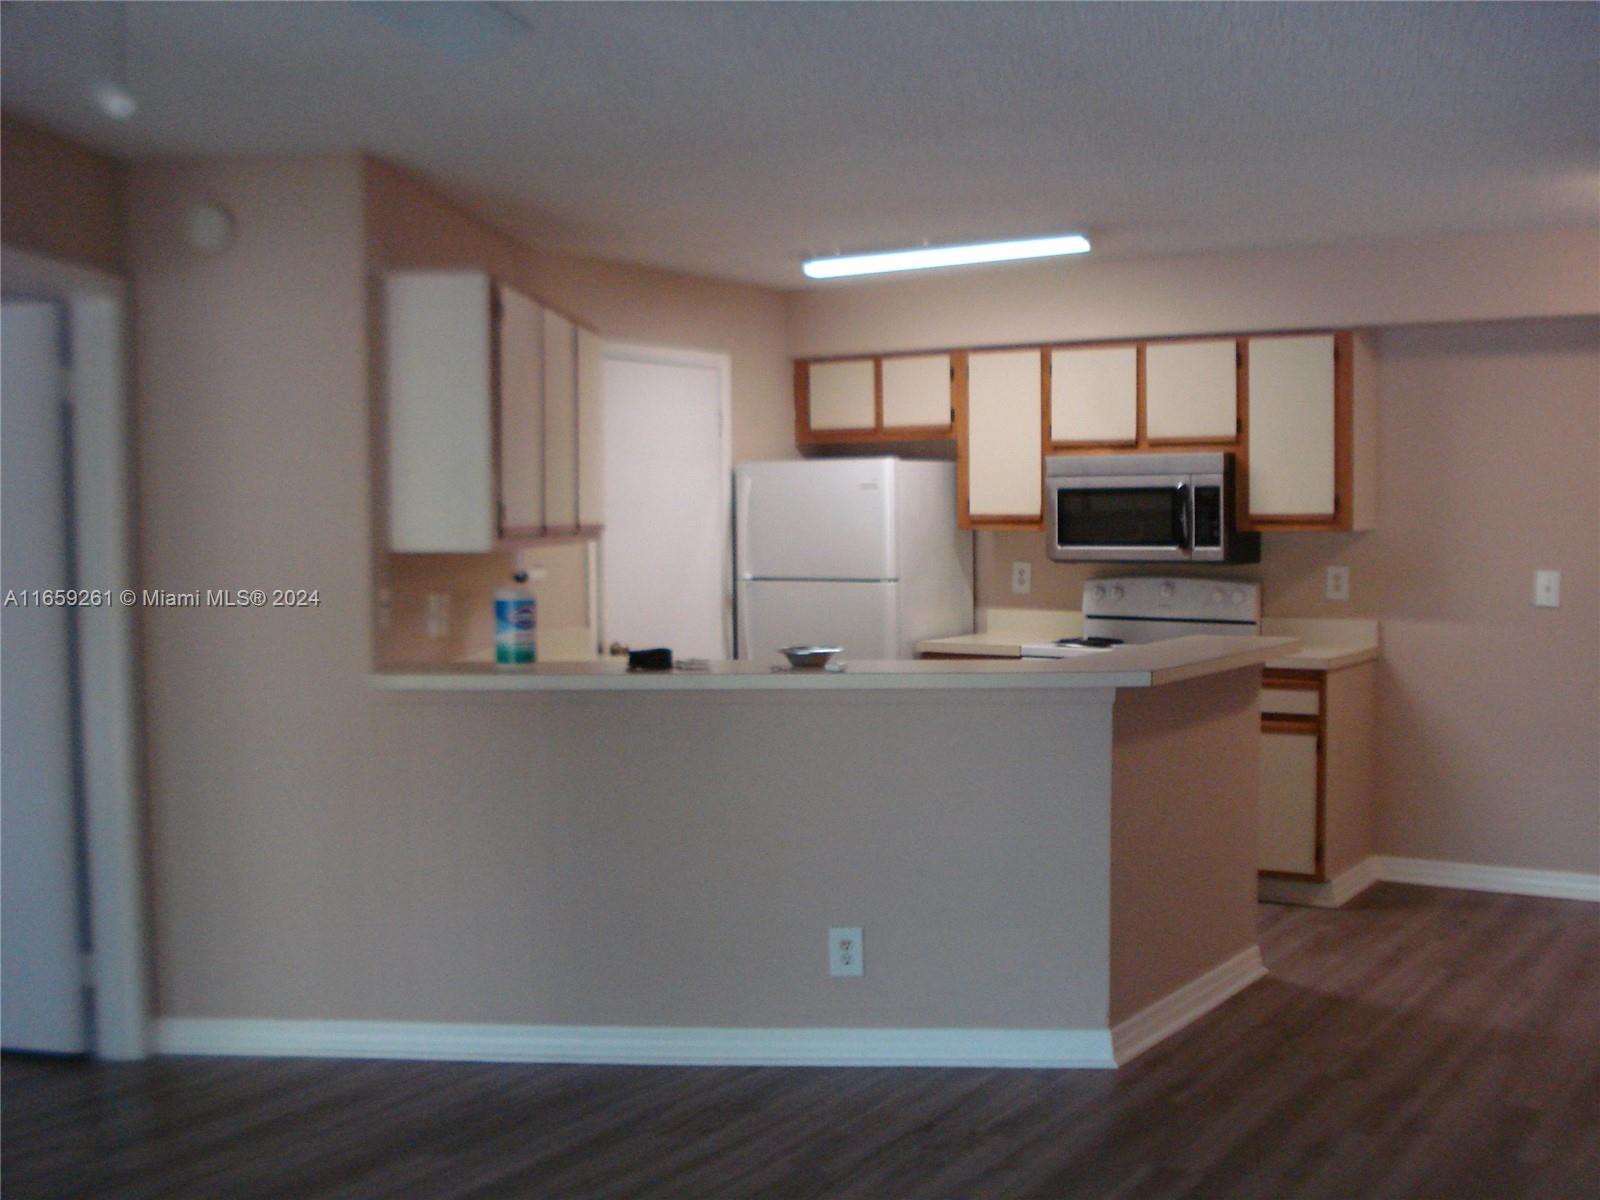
[5,884,1597,1199]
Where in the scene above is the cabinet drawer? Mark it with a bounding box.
[1262,685,1321,717]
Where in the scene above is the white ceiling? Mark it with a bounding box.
[2,2,1595,289]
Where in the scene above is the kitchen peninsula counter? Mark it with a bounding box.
[373,634,1297,692]
[355,635,1290,1070]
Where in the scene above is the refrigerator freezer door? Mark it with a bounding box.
[737,580,898,661]
[736,459,896,581]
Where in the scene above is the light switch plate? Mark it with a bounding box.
[1325,566,1350,602]
[1535,570,1561,608]
[1011,561,1032,595]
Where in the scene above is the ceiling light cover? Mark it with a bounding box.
[803,235,1091,280]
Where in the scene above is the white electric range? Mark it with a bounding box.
[1020,576,1261,659]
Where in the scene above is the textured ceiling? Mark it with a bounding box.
[2,1,1596,288]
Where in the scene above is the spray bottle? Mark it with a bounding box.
[494,571,537,665]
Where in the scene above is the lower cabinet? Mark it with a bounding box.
[1259,721,1320,875]
[1257,663,1375,884]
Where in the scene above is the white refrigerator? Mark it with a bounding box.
[734,458,974,661]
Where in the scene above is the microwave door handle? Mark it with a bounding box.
[1175,483,1190,549]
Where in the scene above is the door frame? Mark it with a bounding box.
[3,245,148,1060]
[598,341,733,657]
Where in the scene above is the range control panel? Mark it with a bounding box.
[1082,576,1261,625]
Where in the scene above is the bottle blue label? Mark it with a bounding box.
[495,597,536,664]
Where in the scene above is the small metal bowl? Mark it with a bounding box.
[779,645,842,669]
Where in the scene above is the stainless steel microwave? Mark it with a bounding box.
[1045,452,1260,564]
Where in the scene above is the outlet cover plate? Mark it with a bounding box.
[1325,566,1349,602]
[829,927,863,977]
[1535,569,1561,608]
[1011,561,1032,595]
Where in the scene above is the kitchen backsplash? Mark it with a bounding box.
[976,528,1374,618]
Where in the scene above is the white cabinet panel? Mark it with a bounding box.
[576,326,604,529]
[966,350,1042,519]
[385,271,496,552]
[807,360,875,431]
[1248,335,1336,517]
[1259,728,1319,875]
[881,354,951,429]
[542,309,578,531]
[497,285,544,533]
[1145,339,1238,441]
[1050,345,1137,444]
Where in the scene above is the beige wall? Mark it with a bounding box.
[970,320,1599,875]
[365,159,792,465]
[787,227,1600,358]
[1,114,126,275]
[364,159,792,665]
[1110,669,1259,1024]
[788,242,1597,877]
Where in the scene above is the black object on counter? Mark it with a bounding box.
[627,647,674,671]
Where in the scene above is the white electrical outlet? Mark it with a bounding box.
[1011,561,1032,595]
[829,927,863,977]
[1534,569,1561,609]
[425,592,451,638]
[1325,566,1350,602]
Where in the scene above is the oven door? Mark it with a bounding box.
[1048,475,1192,562]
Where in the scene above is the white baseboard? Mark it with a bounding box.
[1378,856,1600,902]
[1109,945,1266,1066]
[154,1018,1116,1070]
[1259,857,1381,908]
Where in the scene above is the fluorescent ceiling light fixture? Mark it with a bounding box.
[803,234,1091,280]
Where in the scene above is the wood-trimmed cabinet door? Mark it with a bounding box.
[959,349,1043,528]
[1049,344,1138,446]
[1258,721,1321,876]
[804,359,876,432]
[1144,338,1240,443]
[881,353,953,432]
[1242,331,1375,531]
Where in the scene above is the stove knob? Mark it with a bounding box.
[1111,585,1126,601]
[1229,589,1246,606]
[1211,588,1224,604]
[1159,581,1176,599]
[1090,584,1105,601]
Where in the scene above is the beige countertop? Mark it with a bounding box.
[373,635,1298,693]
[919,616,1378,673]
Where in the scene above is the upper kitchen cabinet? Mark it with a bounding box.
[383,269,601,552]
[801,359,875,433]
[881,353,954,430]
[542,308,579,534]
[1242,331,1375,531]
[576,326,604,531]
[794,353,954,443]
[1144,338,1241,443]
[1049,344,1139,446]
[497,285,545,536]
[958,349,1044,528]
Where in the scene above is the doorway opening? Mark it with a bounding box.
[599,344,732,660]
[1,247,147,1060]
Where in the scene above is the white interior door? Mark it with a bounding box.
[601,349,729,659]
[2,300,88,1053]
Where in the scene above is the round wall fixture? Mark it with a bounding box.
[184,202,235,255]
